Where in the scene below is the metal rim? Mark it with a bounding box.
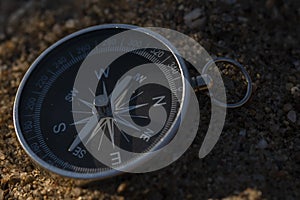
[202,57,252,108]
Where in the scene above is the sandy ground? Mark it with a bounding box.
[0,0,299,199]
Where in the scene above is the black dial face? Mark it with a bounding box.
[14,25,186,178]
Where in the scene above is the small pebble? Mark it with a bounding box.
[52,24,62,35]
[0,151,5,160]
[8,174,21,184]
[293,60,300,71]
[287,110,297,123]
[291,85,300,97]
[264,106,271,113]
[256,138,268,149]
[255,112,264,121]
[184,8,206,29]
[222,13,233,22]
[184,8,203,21]
[0,189,4,200]
[178,5,184,11]
[65,19,75,29]
[117,182,127,193]
[238,16,248,22]
[283,103,293,112]
[72,188,82,196]
[239,129,247,137]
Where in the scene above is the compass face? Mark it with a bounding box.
[13,24,189,179]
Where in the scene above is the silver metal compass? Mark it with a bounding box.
[13,24,252,179]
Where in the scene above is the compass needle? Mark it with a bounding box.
[116,103,149,113]
[86,118,106,145]
[68,115,98,152]
[71,110,93,114]
[120,130,130,143]
[97,122,107,151]
[119,114,149,119]
[113,122,130,143]
[115,115,140,131]
[88,88,95,97]
[70,116,92,125]
[118,91,144,108]
[107,119,115,149]
[94,82,109,107]
[78,98,94,109]
[102,81,108,97]
[111,76,132,104]
[114,88,129,110]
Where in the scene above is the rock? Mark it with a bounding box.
[264,106,271,113]
[184,8,206,29]
[291,85,300,97]
[256,138,268,149]
[184,8,203,21]
[117,182,127,193]
[178,5,184,11]
[0,189,4,200]
[239,129,246,137]
[0,151,5,160]
[234,188,262,199]
[238,16,249,22]
[287,110,297,123]
[52,24,62,35]
[65,19,76,29]
[8,174,21,184]
[255,112,264,121]
[283,103,293,112]
[21,174,34,185]
[71,187,82,196]
[222,13,233,22]
[293,60,300,71]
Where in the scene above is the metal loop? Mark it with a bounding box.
[202,57,252,108]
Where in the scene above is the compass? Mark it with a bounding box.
[13,24,252,179]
